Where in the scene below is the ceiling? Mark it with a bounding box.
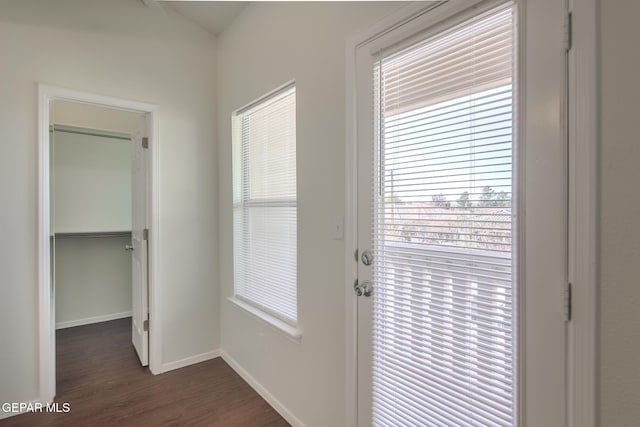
[149,1,247,36]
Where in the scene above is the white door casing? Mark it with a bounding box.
[39,85,161,404]
[353,0,568,425]
[131,114,150,366]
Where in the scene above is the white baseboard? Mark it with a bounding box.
[0,399,46,420]
[221,350,306,427]
[55,311,132,329]
[160,349,221,373]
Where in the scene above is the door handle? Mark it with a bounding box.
[354,279,373,297]
[125,244,134,251]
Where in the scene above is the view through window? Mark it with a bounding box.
[371,3,517,425]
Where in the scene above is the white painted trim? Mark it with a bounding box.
[38,84,162,404]
[38,85,55,405]
[227,297,302,341]
[40,85,157,114]
[147,98,162,376]
[55,311,132,330]
[220,351,307,427]
[232,79,296,115]
[344,31,359,427]
[0,399,47,420]
[567,0,598,426]
[160,350,220,373]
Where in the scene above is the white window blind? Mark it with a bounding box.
[233,85,297,325]
[372,3,516,426]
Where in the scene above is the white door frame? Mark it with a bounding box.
[566,0,599,425]
[37,84,162,403]
[344,0,598,425]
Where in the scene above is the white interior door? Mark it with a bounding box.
[355,0,567,425]
[131,113,149,366]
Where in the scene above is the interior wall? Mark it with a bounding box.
[53,130,132,233]
[598,0,640,424]
[216,3,405,426]
[0,0,218,408]
[55,235,132,328]
[52,100,141,135]
[5,1,634,424]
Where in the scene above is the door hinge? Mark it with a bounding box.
[565,11,573,52]
[143,228,149,241]
[142,137,149,149]
[143,318,149,332]
[565,282,572,322]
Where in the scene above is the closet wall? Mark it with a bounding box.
[54,234,132,328]
[52,102,139,329]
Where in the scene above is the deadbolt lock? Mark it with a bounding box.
[361,249,373,266]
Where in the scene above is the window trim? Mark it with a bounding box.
[231,81,299,336]
[234,80,297,115]
[227,296,302,341]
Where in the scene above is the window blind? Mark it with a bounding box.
[233,85,297,325]
[372,3,516,426]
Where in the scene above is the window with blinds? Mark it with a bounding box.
[232,84,297,326]
[372,3,516,426]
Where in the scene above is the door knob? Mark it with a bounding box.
[354,280,361,296]
[354,279,373,297]
[125,244,134,251]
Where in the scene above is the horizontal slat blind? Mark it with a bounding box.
[233,86,297,325]
[372,3,515,426]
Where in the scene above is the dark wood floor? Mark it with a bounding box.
[1,318,289,427]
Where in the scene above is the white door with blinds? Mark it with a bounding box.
[355,0,567,425]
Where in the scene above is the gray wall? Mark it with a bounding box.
[0,0,218,407]
[55,236,132,328]
[217,3,404,426]
[599,0,640,424]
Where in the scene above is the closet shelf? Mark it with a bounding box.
[54,231,131,239]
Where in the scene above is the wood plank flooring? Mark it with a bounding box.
[0,318,289,427]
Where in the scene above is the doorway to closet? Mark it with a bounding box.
[38,86,160,403]
[51,101,139,339]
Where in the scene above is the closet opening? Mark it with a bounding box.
[38,86,160,403]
